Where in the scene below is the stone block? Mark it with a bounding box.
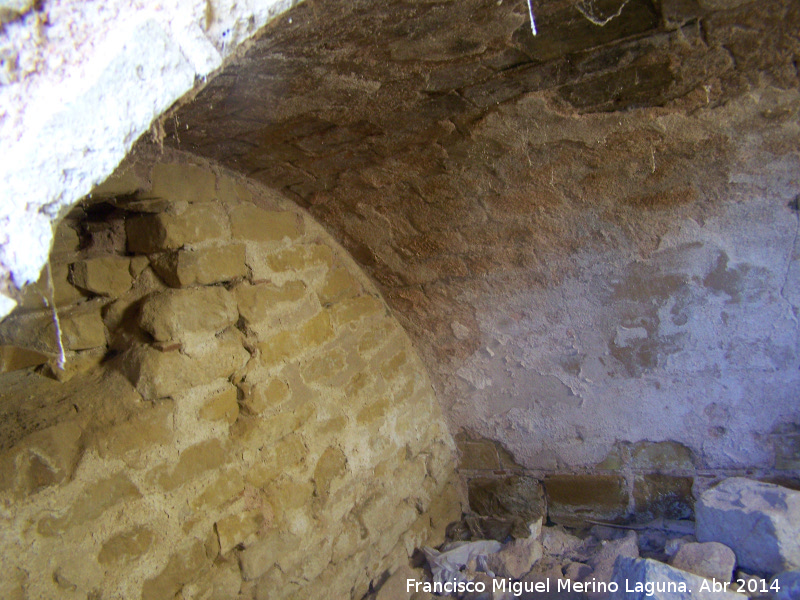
[200,385,239,424]
[633,475,694,521]
[330,295,385,328]
[317,267,362,305]
[192,470,245,510]
[148,438,227,491]
[216,510,264,555]
[301,347,350,385]
[98,526,154,564]
[91,169,143,198]
[265,243,332,273]
[0,345,49,372]
[696,477,800,573]
[240,377,290,414]
[139,287,238,342]
[229,204,303,242]
[237,403,317,456]
[218,174,253,205]
[357,319,396,355]
[239,530,294,580]
[123,331,249,398]
[147,162,217,204]
[235,280,307,326]
[94,400,174,466]
[141,539,209,600]
[126,202,228,253]
[150,244,246,287]
[669,541,735,583]
[0,421,83,497]
[630,441,695,471]
[51,222,81,258]
[258,311,334,369]
[15,262,85,312]
[273,432,307,468]
[457,438,501,470]
[609,557,741,600]
[59,305,107,350]
[314,446,347,501]
[469,476,546,524]
[37,472,141,536]
[70,256,132,297]
[545,474,628,525]
[356,396,390,425]
[381,350,407,382]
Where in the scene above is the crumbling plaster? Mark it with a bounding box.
[0,0,301,314]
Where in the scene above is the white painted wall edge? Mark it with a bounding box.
[0,0,302,319]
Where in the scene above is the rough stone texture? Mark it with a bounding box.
[162,0,800,482]
[150,244,247,287]
[70,256,132,297]
[586,531,640,595]
[611,557,742,600]
[669,542,736,583]
[468,476,546,524]
[696,478,800,573]
[545,474,629,525]
[0,158,458,600]
[633,475,694,521]
[126,202,229,254]
[138,286,238,344]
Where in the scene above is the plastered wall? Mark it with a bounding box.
[0,155,460,600]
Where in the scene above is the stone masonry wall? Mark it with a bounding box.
[0,154,461,600]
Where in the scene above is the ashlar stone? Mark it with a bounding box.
[317,267,362,305]
[199,385,239,424]
[258,311,334,369]
[139,286,238,342]
[229,204,303,242]
[70,256,132,297]
[37,472,142,536]
[146,162,217,204]
[123,330,249,398]
[0,421,83,497]
[98,526,154,564]
[235,280,307,326]
[126,202,228,253]
[191,470,245,510]
[150,244,247,287]
[330,295,385,328]
[94,400,174,466]
[0,345,49,372]
[148,438,227,492]
[313,446,347,501]
[265,243,333,273]
[239,377,291,415]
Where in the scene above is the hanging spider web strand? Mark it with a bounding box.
[527,0,538,35]
[575,0,630,26]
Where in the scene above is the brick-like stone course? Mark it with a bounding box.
[0,157,459,600]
